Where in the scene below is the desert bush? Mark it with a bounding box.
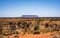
[33,25,40,34]
[45,23,49,28]
[34,25,39,30]
[0,25,2,34]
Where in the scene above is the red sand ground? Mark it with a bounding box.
[8,32,60,38]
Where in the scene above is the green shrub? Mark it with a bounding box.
[33,24,40,34]
[34,25,39,30]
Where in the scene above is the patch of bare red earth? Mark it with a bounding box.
[9,32,60,38]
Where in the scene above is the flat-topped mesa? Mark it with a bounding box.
[21,15,38,18]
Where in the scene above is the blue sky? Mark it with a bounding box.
[0,0,60,17]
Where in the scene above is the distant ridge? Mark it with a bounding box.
[21,15,38,18]
[0,15,60,19]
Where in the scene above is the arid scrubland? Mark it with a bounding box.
[0,17,60,38]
